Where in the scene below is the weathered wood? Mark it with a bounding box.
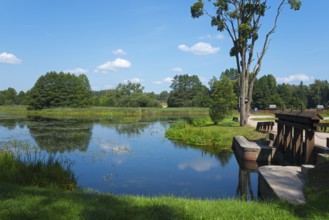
[293,128,302,165]
[256,121,274,132]
[274,110,321,165]
[284,125,293,162]
[304,130,315,164]
[275,123,284,152]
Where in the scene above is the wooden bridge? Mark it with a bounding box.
[274,110,323,165]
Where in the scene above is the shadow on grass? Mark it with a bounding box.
[0,183,188,220]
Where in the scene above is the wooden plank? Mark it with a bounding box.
[304,130,315,164]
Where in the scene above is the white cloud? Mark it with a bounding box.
[0,52,22,64]
[172,67,183,73]
[123,77,143,84]
[113,49,127,55]
[153,77,173,85]
[163,77,173,83]
[96,58,132,72]
[178,42,220,55]
[276,74,313,84]
[200,34,224,40]
[64,68,88,74]
[178,159,217,172]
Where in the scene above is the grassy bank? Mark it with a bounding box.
[0,182,299,220]
[0,147,297,219]
[0,148,76,191]
[165,116,267,152]
[0,105,209,118]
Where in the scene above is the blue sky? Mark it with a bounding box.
[1,0,328,93]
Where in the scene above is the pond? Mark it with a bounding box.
[0,116,258,200]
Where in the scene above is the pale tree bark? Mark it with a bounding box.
[192,0,295,126]
[239,0,286,126]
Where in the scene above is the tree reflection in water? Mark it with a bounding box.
[27,116,93,153]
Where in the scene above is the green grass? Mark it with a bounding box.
[0,182,299,220]
[0,148,76,191]
[0,105,209,118]
[250,117,276,121]
[165,116,267,152]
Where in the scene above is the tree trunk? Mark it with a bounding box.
[240,73,247,126]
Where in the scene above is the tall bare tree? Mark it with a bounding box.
[191,0,302,126]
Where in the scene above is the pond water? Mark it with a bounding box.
[0,116,258,199]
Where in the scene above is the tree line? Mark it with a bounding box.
[1,70,328,110]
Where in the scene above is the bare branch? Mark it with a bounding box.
[253,0,285,76]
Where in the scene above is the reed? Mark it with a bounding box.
[0,143,76,191]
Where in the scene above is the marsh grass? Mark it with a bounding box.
[0,105,209,118]
[165,116,267,151]
[0,142,76,191]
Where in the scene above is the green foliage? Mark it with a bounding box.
[208,74,237,124]
[93,81,161,108]
[165,116,267,151]
[27,72,93,110]
[209,102,228,125]
[168,74,210,107]
[0,148,76,191]
[191,0,302,126]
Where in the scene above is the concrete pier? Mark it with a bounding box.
[232,136,274,161]
[258,166,307,204]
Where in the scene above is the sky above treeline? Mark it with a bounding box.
[1,0,328,93]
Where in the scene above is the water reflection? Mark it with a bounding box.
[0,118,26,130]
[173,142,233,168]
[0,115,256,199]
[27,117,93,153]
[114,123,150,136]
[178,159,218,172]
[234,152,270,200]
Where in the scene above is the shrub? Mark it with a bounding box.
[209,103,229,125]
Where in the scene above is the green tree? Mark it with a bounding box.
[292,81,308,109]
[2,87,17,105]
[116,81,144,96]
[277,83,294,109]
[308,80,329,108]
[168,74,210,107]
[16,91,27,105]
[209,75,237,124]
[191,0,301,126]
[209,75,237,110]
[28,72,93,110]
[252,74,281,109]
[220,68,238,80]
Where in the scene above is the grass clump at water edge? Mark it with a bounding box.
[0,145,76,191]
[165,116,267,152]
